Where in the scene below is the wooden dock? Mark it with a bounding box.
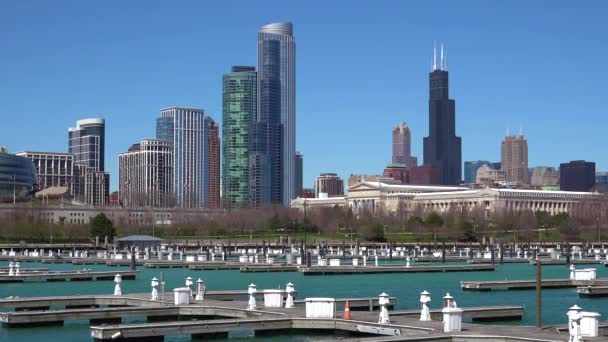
[529,259,603,265]
[0,293,604,341]
[0,270,138,283]
[392,305,524,321]
[300,264,495,276]
[240,265,300,272]
[461,278,608,291]
[577,285,608,297]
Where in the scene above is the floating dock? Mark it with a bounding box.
[240,265,300,272]
[530,259,603,265]
[461,278,608,291]
[392,305,524,321]
[0,270,138,283]
[577,286,608,297]
[300,264,495,276]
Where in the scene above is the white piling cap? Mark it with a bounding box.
[196,278,203,283]
[186,276,193,280]
[249,283,256,287]
[379,292,389,297]
[443,293,453,299]
[569,305,582,311]
[420,290,430,295]
[152,277,158,281]
[287,282,294,286]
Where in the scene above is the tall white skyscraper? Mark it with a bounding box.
[257,22,296,206]
[157,107,210,208]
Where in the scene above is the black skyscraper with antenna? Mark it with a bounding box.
[423,43,462,185]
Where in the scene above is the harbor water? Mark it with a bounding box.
[1,261,607,341]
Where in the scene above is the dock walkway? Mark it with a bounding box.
[461,278,608,291]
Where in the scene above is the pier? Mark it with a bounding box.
[461,278,608,291]
[300,264,495,275]
[577,286,608,297]
[0,270,138,283]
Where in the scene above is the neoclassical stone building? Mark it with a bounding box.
[291,181,600,216]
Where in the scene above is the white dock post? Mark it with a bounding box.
[374,255,379,267]
[8,262,14,276]
[567,305,583,342]
[185,277,193,298]
[247,283,257,310]
[442,293,463,332]
[14,262,20,276]
[570,264,576,280]
[285,283,295,309]
[419,290,431,321]
[378,292,390,324]
[195,278,206,300]
[113,274,122,296]
[151,277,159,300]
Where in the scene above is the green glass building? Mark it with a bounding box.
[222,66,257,208]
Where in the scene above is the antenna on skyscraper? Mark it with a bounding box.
[432,41,437,71]
[440,43,444,70]
[519,124,523,136]
[444,47,447,71]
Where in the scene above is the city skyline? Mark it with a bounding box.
[2,1,607,192]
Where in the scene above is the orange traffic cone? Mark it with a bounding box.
[344,300,351,320]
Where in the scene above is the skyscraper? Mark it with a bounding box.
[423,45,462,185]
[69,118,105,172]
[222,66,257,209]
[68,118,108,205]
[118,139,173,207]
[207,118,221,209]
[157,107,213,208]
[560,160,595,192]
[392,122,417,168]
[257,22,296,206]
[295,151,303,198]
[501,134,528,184]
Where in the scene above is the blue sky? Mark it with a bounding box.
[1,1,606,191]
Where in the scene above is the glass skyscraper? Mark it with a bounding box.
[464,160,490,184]
[222,66,257,209]
[158,107,210,208]
[257,22,296,206]
[423,46,462,185]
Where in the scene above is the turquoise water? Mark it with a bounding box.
[1,261,607,341]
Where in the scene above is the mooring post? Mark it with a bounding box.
[536,260,542,328]
[442,242,446,264]
[490,244,495,265]
[500,243,504,264]
[566,242,571,264]
[130,248,136,270]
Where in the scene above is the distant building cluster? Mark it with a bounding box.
[2,33,605,210]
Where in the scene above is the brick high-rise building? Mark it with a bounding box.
[207,119,221,209]
[410,165,441,185]
[392,122,417,168]
[501,134,528,184]
[314,173,344,198]
[383,164,409,184]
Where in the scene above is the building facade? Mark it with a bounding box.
[207,118,221,209]
[530,166,559,187]
[222,66,257,209]
[392,122,417,168]
[15,151,74,196]
[292,181,599,217]
[348,174,400,187]
[423,45,462,185]
[383,164,409,184]
[84,171,109,206]
[257,22,296,206]
[476,164,506,185]
[560,160,596,192]
[464,160,490,184]
[410,165,442,185]
[0,149,39,202]
[118,139,173,208]
[157,107,213,208]
[314,173,344,198]
[295,152,303,198]
[501,134,528,184]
